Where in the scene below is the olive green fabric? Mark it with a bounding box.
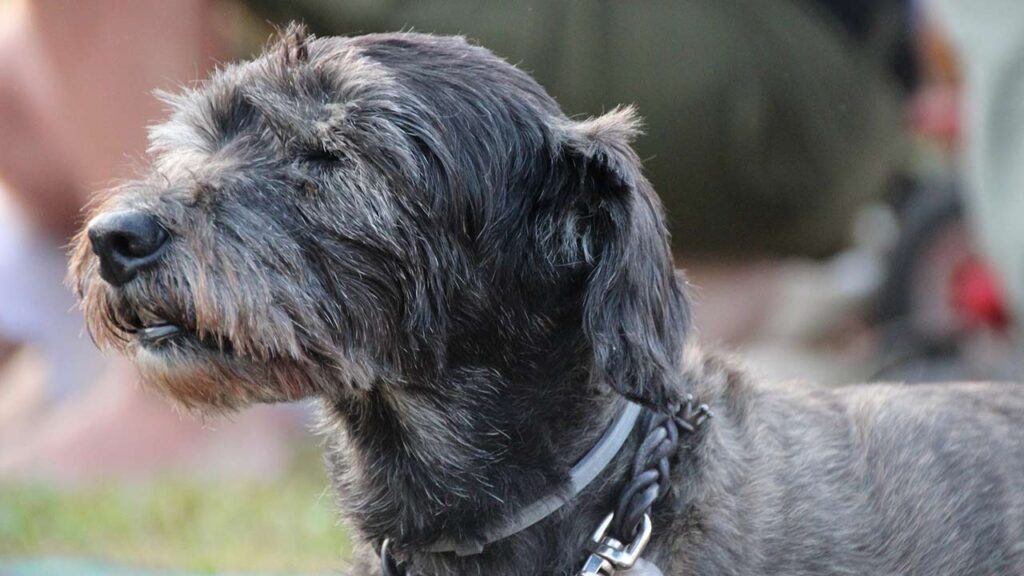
[251,0,908,256]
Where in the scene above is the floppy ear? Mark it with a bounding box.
[554,106,691,412]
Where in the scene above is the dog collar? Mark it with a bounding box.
[382,395,712,575]
[424,400,643,556]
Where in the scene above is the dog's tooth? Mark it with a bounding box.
[139,324,181,342]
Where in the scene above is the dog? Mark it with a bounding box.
[70,25,1024,575]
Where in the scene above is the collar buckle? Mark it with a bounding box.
[579,512,652,576]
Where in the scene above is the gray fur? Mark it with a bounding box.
[70,25,1024,575]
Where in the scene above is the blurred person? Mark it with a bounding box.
[0,0,214,409]
[0,0,299,480]
[928,0,1024,325]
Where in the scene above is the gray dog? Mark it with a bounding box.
[69,26,1024,575]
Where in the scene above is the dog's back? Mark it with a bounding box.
[686,349,1024,575]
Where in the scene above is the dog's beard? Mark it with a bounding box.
[68,242,337,413]
[134,345,318,413]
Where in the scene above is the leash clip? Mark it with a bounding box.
[381,538,405,576]
[579,513,652,576]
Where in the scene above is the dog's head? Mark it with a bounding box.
[69,25,690,413]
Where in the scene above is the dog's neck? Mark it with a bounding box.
[321,330,719,575]
[324,391,633,575]
[320,314,665,573]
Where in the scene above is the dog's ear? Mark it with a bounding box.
[553,106,691,412]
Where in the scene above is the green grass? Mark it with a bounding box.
[0,450,352,574]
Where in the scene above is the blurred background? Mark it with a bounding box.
[1,0,1022,574]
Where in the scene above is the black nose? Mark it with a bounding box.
[87,211,169,286]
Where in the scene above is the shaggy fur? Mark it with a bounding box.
[70,25,1024,575]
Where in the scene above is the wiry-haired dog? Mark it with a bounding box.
[70,25,1024,576]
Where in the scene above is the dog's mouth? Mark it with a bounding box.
[129,319,234,356]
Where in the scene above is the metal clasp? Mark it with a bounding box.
[381,538,404,576]
[578,513,652,576]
